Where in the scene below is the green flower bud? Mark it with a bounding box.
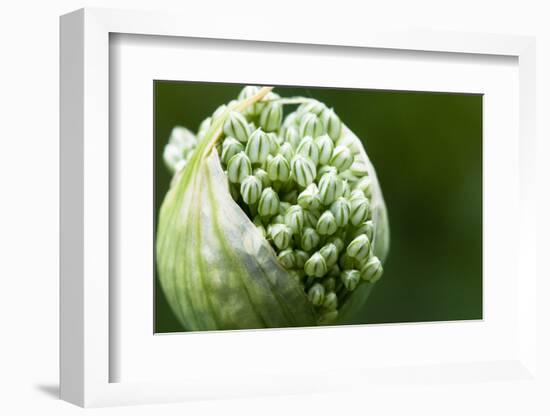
[329,197,350,227]
[301,227,321,251]
[304,252,328,278]
[258,187,280,217]
[227,151,252,183]
[327,235,345,253]
[197,117,212,138]
[323,291,338,311]
[238,85,264,116]
[169,126,197,151]
[317,165,338,180]
[320,108,342,141]
[259,102,283,132]
[299,113,325,138]
[319,243,338,268]
[266,132,281,155]
[308,283,326,306]
[284,205,304,234]
[303,209,320,228]
[355,176,373,197]
[316,210,338,236]
[341,269,360,291]
[360,256,383,282]
[297,100,326,117]
[284,125,301,149]
[354,220,374,241]
[297,183,321,210]
[267,154,291,182]
[163,143,183,173]
[269,223,293,250]
[350,189,365,200]
[294,249,309,269]
[350,197,370,225]
[322,276,337,292]
[221,137,245,165]
[291,155,317,187]
[296,136,320,165]
[277,248,296,269]
[245,129,271,164]
[212,104,227,119]
[346,234,371,260]
[240,175,263,204]
[318,172,344,205]
[279,142,295,161]
[224,111,251,143]
[342,180,351,198]
[315,134,334,165]
[330,145,354,172]
[350,160,369,178]
[253,168,271,188]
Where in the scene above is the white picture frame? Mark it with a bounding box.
[60,7,538,408]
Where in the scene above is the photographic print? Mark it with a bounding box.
[154,82,482,332]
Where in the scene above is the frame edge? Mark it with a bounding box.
[59,8,85,407]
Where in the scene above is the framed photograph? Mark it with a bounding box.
[60,8,538,408]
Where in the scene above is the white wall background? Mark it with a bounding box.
[0,0,548,415]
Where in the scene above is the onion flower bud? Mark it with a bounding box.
[259,102,283,132]
[330,145,354,172]
[227,151,252,183]
[297,183,321,210]
[318,172,344,206]
[315,134,334,165]
[258,187,280,217]
[269,223,293,250]
[284,125,301,149]
[304,252,328,278]
[320,108,342,141]
[308,283,326,306]
[246,128,271,164]
[346,234,371,261]
[316,210,338,236]
[277,248,296,269]
[296,136,320,166]
[299,113,325,138]
[319,243,338,268]
[240,175,263,204]
[284,205,305,234]
[341,269,361,291]
[267,154,291,182]
[291,155,317,187]
[360,256,383,283]
[301,227,321,252]
[224,111,251,143]
[330,197,351,227]
[221,137,244,165]
[350,196,370,225]
[156,87,389,331]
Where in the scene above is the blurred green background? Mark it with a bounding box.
[154,81,482,332]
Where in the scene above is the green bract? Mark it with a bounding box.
[157,86,390,331]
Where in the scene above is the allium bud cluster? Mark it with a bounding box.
[175,87,384,324]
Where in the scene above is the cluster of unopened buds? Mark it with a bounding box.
[164,86,384,324]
